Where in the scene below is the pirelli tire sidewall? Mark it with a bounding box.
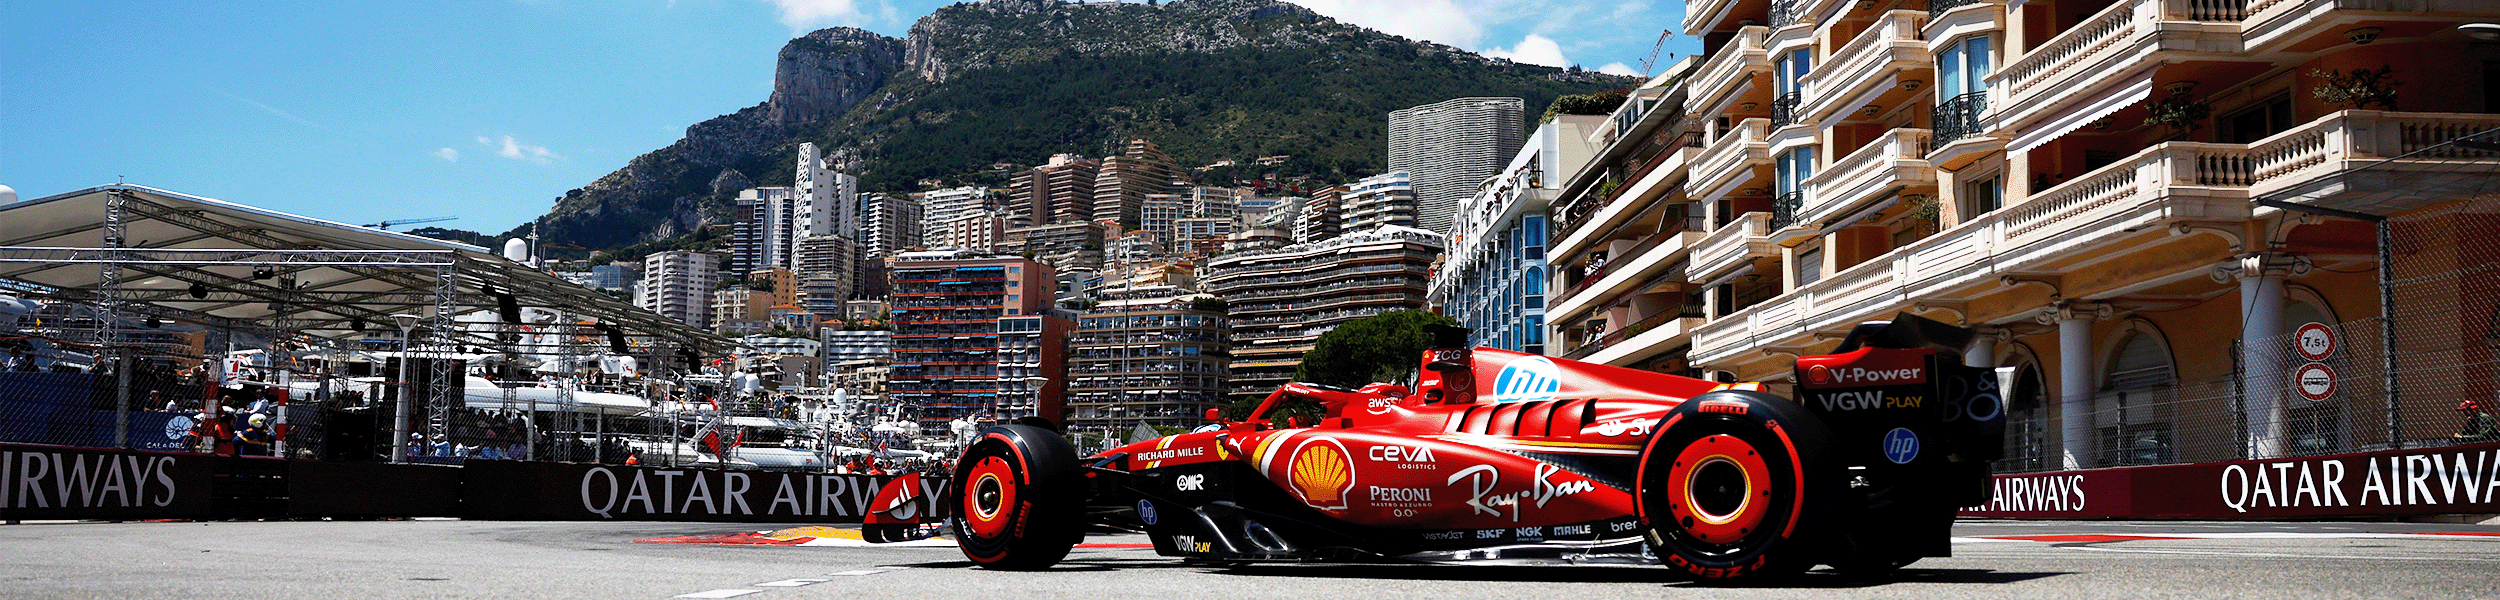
[1636,390,1840,580]
[948,424,1086,570]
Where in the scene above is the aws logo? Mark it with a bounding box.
[1491,356,1562,403]
[1287,437,1354,511]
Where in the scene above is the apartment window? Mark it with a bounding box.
[2221,94,2294,144]
[1964,174,2004,217]
[1775,147,1814,195]
[1795,246,1823,286]
[1938,35,1992,99]
[1774,48,1811,95]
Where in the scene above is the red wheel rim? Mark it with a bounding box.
[962,455,1018,538]
[1664,433,1775,545]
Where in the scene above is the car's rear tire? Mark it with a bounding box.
[949,424,1084,570]
[1635,390,1837,582]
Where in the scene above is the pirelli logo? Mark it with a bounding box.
[1696,400,1748,415]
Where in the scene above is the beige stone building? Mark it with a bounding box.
[1548,0,2500,473]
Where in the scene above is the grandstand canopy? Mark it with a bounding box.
[0,184,730,356]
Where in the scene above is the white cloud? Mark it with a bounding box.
[762,0,879,35]
[1483,33,1570,68]
[435,148,460,162]
[478,135,558,164]
[1286,0,1484,49]
[1598,62,1641,76]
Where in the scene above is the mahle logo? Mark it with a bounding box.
[1491,356,1562,403]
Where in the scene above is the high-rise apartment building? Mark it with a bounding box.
[1006,221,1106,274]
[996,314,1073,425]
[915,186,992,241]
[1340,172,1418,232]
[1294,185,1345,243]
[1429,116,1604,357]
[1387,97,1526,235]
[1009,154,1098,226]
[887,252,1066,432]
[640,250,718,330]
[1205,226,1442,402]
[934,210,1010,253]
[795,234,856,314]
[712,288,774,335]
[1540,3,2500,476]
[731,187,794,273]
[859,192,923,259]
[1068,296,1229,431]
[795,142,858,241]
[1092,139,1183,227]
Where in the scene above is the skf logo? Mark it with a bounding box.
[1175,474,1206,491]
[1287,438,1354,511]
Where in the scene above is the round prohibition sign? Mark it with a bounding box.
[2294,322,2335,362]
[2294,362,2336,402]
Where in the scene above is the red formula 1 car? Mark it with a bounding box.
[866,315,2004,581]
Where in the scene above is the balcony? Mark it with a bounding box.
[1683,26,1769,111]
[1692,119,1772,200]
[1988,0,2244,132]
[1688,212,1778,283]
[1577,312,1709,366]
[1547,229,1708,323]
[1802,128,1935,227]
[2242,0,2500,55]
[1798,10,1929,125]
[1685,110,2500,367]
[1769,92,1803,129]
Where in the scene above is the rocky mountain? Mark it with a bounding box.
[517,0,1635,251]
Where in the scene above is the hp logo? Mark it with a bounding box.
[1882,427,1920,464]
[1492,356,1562,403]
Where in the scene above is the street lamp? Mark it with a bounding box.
[388,313,420,463]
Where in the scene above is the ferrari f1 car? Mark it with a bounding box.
[865,314,2004,581]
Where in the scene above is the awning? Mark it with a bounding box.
[2008,73,2154,155]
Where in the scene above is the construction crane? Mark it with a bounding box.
[1640,29,1673,76]
[366,215,458,230]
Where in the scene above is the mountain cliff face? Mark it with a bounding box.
[521,0,1633,251]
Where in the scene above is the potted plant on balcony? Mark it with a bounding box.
[2309,65,2399,111]
[2143,94,2211,140]
[1900,194,1942,235]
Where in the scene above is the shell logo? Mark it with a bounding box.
[1805,364,1833,385]
[1287,438,1354,510]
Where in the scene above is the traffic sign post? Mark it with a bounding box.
[2294,362,2336,403]
[2294,322,2335,362]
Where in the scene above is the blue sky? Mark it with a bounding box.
[1,1,1694,237]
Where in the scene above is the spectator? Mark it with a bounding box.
[2457,398,2499,442]
[239,414,274,456]
[8,347,32,372]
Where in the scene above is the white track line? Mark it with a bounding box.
[674,590,763,599]
[2063,546,2500,561]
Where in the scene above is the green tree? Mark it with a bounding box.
[1294,310,1458,389]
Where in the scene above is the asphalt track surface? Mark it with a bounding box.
[2,519,2494,599]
